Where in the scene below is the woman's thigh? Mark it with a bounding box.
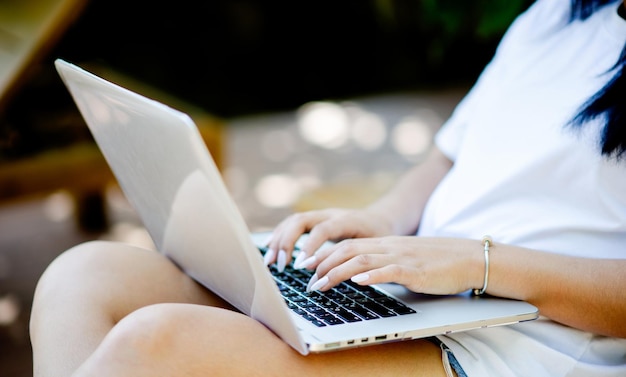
[77,302,448,377]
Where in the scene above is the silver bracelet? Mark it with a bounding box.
[473,235,493,296]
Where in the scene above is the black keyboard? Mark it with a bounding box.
[261,248,416,327]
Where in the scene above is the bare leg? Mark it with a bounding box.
[30,241,228,377]
[31,241,448,377]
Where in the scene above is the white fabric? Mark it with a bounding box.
[417,0,626,375]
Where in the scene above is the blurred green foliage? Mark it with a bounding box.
[413,0,529,37]
[373,0,532,68]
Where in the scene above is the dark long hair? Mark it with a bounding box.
[570,0,626,159]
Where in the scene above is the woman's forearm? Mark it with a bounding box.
[488,244,626,338]
[367,146,453,236]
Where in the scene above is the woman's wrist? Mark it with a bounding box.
[364,198,414,236]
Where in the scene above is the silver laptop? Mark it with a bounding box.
[55,59,538,355]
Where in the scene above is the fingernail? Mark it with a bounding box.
[351,273,369,284]
[263,248,277,266]
[298,256,317,270]
[276,250,287,273]
[294,254,317,269]
[293,252,306,269]
[306,273,319,292]
[309,276,329,292]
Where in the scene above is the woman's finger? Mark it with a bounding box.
[265,210,332,270]
[308,240,389,291]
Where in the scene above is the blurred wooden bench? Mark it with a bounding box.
[0,65,224,232]
[0,0,224,231]
[0,0,87,114]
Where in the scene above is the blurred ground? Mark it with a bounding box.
[0,88,465,376]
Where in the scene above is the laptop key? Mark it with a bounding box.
[392,305,417,315]
[302,314,327,327]
[330,307,362,323]
[361,300,397,317]
[320,314,345,326]
[349,305,380,320]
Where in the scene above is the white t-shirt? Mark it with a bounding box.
[417,0,626,375]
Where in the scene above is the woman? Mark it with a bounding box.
[31,0,626,375]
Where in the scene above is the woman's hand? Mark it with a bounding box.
[264,207,395,272]
[264,147,454,273]
[304,236,484,296]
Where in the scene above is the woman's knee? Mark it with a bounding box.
[82,304,242,373]
[33,241,143,300]
[101,304,184,357]
[30,240,161,329]
[106,304,249,349]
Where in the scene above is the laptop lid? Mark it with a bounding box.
[55,59,538,355]
[55,59,309,354]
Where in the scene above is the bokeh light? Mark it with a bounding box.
[254,174,302,208]
[347,106,387,151]
[0,294,20,326]
[297,101,350,149]
[391,114,435,158]
[43,190,74,222]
